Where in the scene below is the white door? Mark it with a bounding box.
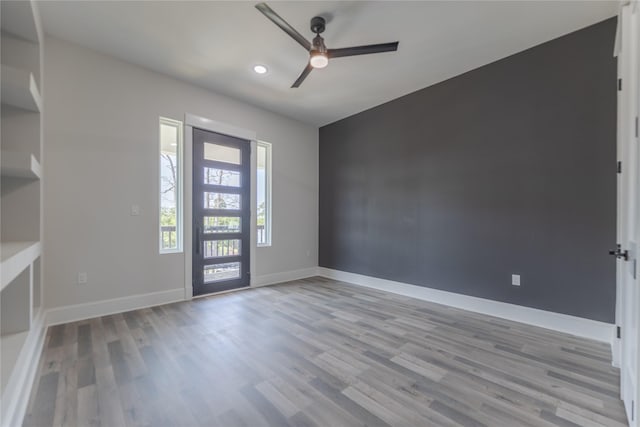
[617,4,640,426]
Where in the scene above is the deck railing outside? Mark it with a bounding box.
[161,224,266,249]
[161,225,176,250]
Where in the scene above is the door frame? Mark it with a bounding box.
[183,113,258,300]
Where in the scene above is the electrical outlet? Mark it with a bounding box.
[131,204,140,216]
[511,274,521,286]
[77,272,88,285]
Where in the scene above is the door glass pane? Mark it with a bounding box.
[204,217,241,234]
[204,239,241,258]
[204,167,241,187]
[204,262,241,283]
[204,192,240,210]
[204,143,241,165]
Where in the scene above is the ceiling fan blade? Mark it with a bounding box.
[328,42,399,59]
[291,63,313,88]
[255,3,311,51]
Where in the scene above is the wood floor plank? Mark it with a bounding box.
[76,383,99,427]
[23,278,627,426]
[51,324,78,427]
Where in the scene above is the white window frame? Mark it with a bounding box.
[159,117,184,254]
[257,141,272,247]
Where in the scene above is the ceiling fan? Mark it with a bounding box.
[255,2,399,88]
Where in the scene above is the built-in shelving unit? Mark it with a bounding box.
[1,241,41,291]
[1,1,44,424]
[0,0,40,43]
[0,331,30,394]
[1,151,41,180]
[1,65,41,113]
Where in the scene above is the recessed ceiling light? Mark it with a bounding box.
[253,64,268,74]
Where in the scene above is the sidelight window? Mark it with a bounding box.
[159,117,183,253]
[257,141,271,246]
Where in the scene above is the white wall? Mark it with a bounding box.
[42,37,318,309]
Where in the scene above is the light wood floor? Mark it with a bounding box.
[24,277,626,427]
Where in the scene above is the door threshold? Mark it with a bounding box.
[191,284,251,300]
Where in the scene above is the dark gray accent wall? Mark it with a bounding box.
[319,18,617,323]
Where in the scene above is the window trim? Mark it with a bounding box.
[257,141,272,247]
[159,117,184,254]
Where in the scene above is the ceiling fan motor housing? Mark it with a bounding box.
[312,35,327,53]
[310,16,326,34]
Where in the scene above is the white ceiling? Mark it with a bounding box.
[39,1,617,126]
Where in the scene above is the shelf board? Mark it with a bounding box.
[1,64,42,113]
[1,241,40,291]
[1,151,41,180]
[0,0,42,44]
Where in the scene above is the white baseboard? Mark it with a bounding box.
[45,267,319,327]
[251,267,318,288]
[1,309,47,427]
[45,288,185,326]
[611,335,621,368]
[44,267,318,327]
[317,268,616,347]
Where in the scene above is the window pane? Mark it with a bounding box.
[204,216,241,234]
[160,118,182,253]
[204,143,240,164]
[204,192,240,210]
[257,142,271,246]
[203,239,241,258]
[204,262,241,283]
[160,225,177,250]
[204,167,240,187]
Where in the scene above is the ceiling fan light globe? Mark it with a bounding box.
[310,53,328,69]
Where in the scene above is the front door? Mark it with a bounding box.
[616,4,639,425]
[192,127,250,296]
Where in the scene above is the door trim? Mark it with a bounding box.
[183,113,257,300]
[185,114,256,141]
